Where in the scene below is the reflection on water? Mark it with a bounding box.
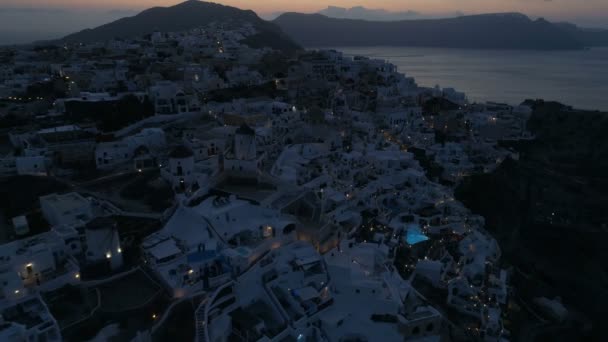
[335,46,608,111]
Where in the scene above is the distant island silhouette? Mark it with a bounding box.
[274,12,608,50]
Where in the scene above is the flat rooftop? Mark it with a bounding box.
[40,192,90,214]
[0,295,55,330]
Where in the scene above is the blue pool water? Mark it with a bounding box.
[404,224,429,245]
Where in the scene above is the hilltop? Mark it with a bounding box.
[61,0,300,52]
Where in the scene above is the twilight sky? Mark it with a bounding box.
[2,0,607,18]
[1,0,607,44]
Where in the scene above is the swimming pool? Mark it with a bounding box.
[404,224,429,245]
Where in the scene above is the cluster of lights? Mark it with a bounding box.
[5,96,45,101]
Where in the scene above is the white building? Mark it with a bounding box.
[149,81,201,115]
[0,157,17,178]
[142,206,227,297]
[224,124,264,179]
[95,141,133,169]
[193,195,297,273]
[0,295,61,342]
[318,240,443,342]
[96,128,166,170]
[414,256,454,289]
[15,156,47,176]
[84,217,123,270]
[167,145,195,191]
[40,192,94,227]
[202,241,330,342]
[11,216,29,236]
[0,229,81,296]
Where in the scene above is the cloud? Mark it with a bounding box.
[0,7,67,14]
[318,6,465,21]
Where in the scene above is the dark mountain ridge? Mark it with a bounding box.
[554,22,608,47]
[274,12,603,50]
[61,1,300,52]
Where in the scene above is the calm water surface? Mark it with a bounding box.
[335,46,608,111]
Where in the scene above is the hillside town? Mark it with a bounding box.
[0,18,569,342]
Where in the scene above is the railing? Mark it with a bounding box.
[61,288,101,331]
[195,280,234,342]
[263,281,291,327]
[78,266,141,287]
[151,291,207,335]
